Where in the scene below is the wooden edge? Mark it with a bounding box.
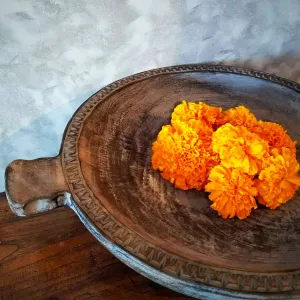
[5,155,70,216]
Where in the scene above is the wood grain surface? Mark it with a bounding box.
[0,192,191,300]
[76,69,300,275]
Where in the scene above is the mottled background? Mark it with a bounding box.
[0,0,300,190]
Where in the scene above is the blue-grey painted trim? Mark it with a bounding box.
[68,198,299,300]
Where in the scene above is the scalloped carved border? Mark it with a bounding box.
[61,64,300,293]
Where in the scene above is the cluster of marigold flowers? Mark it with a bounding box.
[152,101,300,219]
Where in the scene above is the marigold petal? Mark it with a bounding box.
[216,106,258,130]
[252,121,297,154]
[255,147,300,209]
[212,124,268,175]
[152,118,219,191]
[205,165,257,219]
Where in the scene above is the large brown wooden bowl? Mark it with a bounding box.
[5,65,300,299]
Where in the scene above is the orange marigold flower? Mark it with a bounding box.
[217,106,258,130]
[183,119,214,148]
[171,101,222,148]
[252,121,297,154]
[171,101,222,127]
[152,120,219,190]
[153,100,299,219]
[205,165,258,219]
[255,147,300,209]
[212,123,269,175]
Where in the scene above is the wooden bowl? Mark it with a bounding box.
[5,65,300,299]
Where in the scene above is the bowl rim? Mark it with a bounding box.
[60,64,300,296]
[69,196,300,299]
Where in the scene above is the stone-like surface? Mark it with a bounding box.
[1,0,300,190]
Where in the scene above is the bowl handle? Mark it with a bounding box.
[5,156,70,216]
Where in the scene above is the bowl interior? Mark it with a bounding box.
[78,72,300,272]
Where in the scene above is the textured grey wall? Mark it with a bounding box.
[0,0,300,190]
